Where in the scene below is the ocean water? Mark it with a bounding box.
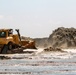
[0,49,76,75]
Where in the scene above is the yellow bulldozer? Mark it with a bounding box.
[0,29,36,54]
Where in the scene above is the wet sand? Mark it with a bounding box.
[0,49,76,75]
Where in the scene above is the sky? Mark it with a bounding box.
[0,0,76,38]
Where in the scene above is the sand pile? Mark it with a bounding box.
[48,27,76,48]
[35,27,76,49]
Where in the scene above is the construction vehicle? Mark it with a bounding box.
[0,29,36,54]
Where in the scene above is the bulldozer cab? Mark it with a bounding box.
[0,29,20,47]
[0,29,14,45]
[0,29,13,37]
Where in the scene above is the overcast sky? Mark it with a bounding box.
[0,0,76,38]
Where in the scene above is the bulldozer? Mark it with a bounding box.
[0,29,36,54]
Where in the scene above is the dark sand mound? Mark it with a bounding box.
[35,27,76,48]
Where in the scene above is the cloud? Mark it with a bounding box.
[0,15,4,19]
[0,15,13,20]
[6,16,13,20]
[48,20,61,25]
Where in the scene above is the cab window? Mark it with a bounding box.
[8,30,13,36]
[0,31,6,37]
